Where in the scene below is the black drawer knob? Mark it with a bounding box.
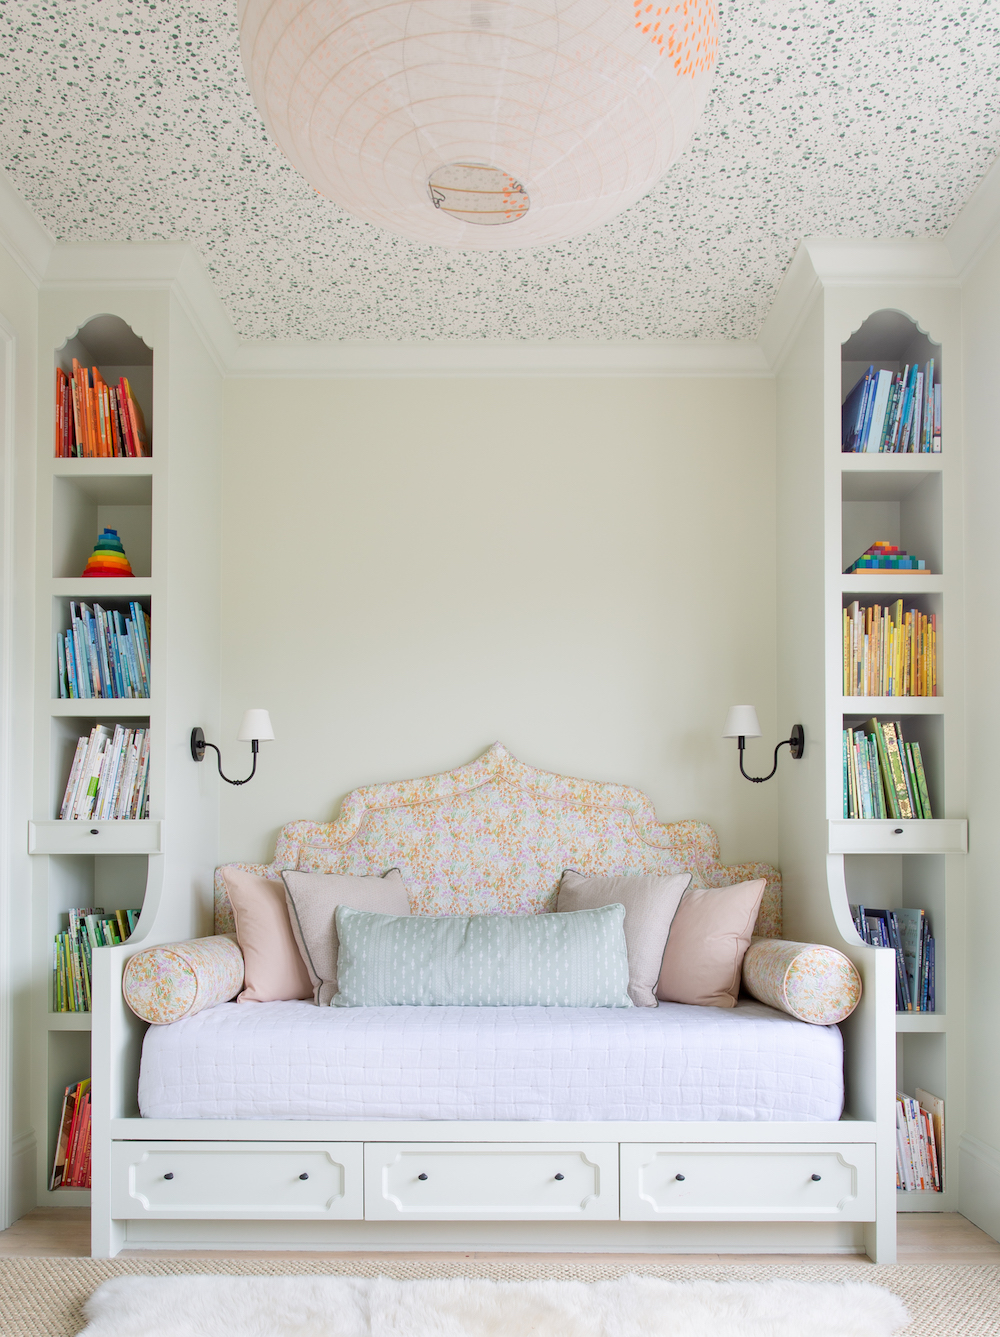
[554,1173,564,1181]
[893,828,903,835]
[675,1174,685,1181]
[90,829,99,836]
[163,1172,174,1180]
[418,1173,428,1181]
[811,1174,822,1182]
[299,1173,309,1180]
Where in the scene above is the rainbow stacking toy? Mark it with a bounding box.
[845,540,928,573]
[82,528,134,578]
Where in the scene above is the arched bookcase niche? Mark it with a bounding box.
[55,314,153,460]
[840,308,942,450]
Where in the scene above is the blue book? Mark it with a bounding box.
[841,366,874,451]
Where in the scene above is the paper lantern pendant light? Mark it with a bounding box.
[238,0,718,248]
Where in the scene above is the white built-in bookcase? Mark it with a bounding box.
[30,288,222,1209]
[776,269,966,1231]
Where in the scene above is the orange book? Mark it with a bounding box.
[55,368,67,457]
[69,1094,91,1187]
[70,360,85,456]
[122,378,150,456]
[86,370,100,458]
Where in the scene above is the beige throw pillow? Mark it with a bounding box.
[220,867,314,1004]
[281,869,410,1005]
[655,879,767,1009]
[556,869,691,1007]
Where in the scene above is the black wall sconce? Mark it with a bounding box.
[723,705,804,784]
[191,709,274,786]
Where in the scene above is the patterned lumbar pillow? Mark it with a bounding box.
[281,869,410,1005]
[556,870,691,1007]
[332,903,633,1008]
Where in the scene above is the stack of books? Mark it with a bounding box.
[896,1089,944,1192]
[55,360,150,457]
[850,904,935,1011]
[843,600,936,697]
[843,717,932,820]
[50,1079,92,1190]
[57,601,150,699]
[841,361,941,453]
[53,906,141,1012]
[59,725,150,821]
[845,541,929,573]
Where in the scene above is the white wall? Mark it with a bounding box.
[0,241,39,1226]
[218,375,778,873]
[959,231,1000,1239]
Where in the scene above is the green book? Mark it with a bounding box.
[911,742,933,820]
[865,718,900,818]
[881,721,913,819]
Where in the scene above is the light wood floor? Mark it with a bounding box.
[0,1208,998,1264]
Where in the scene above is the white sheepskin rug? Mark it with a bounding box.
[79,1274,910,1337]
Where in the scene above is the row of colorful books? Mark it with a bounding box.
[59,725,150,821]
[841,361,941,453]
[50,1078,92,1190]
[850,904,935,1012]
[57,601,150,700]
[53,906,140,1012]
[896,1089,944,1193]
[55,361,150,458]
[843,718,933,820]
[843,601,936,697]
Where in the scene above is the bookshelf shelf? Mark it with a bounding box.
[896,1013,947,1033]
[839,575,944,595]
[841,453,943,475]
[48,1013,94,1032]
[829,819,966,855]
[838,697,942,715]
[50,456,153,478]
[49,700,151,718]
[51,578,153,598]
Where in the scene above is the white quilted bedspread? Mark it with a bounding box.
[137,1000,844,1122]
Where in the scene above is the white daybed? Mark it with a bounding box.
[92,743,891,1259]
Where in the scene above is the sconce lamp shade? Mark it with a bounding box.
[237,709,275,742]
[723,705,762,739]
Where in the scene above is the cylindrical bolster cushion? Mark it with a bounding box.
[742,937,862,1024]
[123,934,244,1024]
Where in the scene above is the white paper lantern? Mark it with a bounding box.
[239,0,717,248]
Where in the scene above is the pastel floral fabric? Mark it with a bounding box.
[742,937,862,1024]
[122,934,244,1024]
[213,743,783,937]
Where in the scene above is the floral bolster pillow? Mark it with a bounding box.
[122,934,245,1024]
[741,937,862,1024]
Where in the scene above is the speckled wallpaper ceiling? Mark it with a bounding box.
[1,1,998,341]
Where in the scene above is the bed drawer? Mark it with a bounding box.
[364,1142,619,1220]
[111,1142,364,1219]
[620,1143,876,1221]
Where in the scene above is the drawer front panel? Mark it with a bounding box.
[111,1142,363,1219]
[828,819,966,855]
[29,819,163,855]
[364,1142,619,1220]
[620,1143,876,1221]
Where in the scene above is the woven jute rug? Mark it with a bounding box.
[0,1258,997,1337]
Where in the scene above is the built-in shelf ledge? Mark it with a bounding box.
[49,698,152,717]
[840,454,943,473]
[47,1012,93,1031]
[51,577,153,597]
[28,819,163,855]
[828,818,967,855]
[839,573,944,595]
[840,697,943,715]
[895,1013,946,1033]
[48,456,153,476]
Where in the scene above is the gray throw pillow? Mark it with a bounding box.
[332,903,632,1008]
[556,869,691,1006]
[281,868,410,1005]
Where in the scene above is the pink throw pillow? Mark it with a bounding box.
[655,879,766,1009]
[220,866,313,1004]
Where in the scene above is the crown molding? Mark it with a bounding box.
[945,153,1000,278]
[0,171,54,287]
[798,237,957,286]
[757,243,822,374]
[225,338,769,378]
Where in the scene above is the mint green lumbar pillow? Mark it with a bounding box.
[331,903,633,1008]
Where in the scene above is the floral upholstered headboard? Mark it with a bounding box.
[215,742,781,938]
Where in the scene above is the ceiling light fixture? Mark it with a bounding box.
[238,0,718,249]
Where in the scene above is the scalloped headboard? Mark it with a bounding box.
[215,742,781,938]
